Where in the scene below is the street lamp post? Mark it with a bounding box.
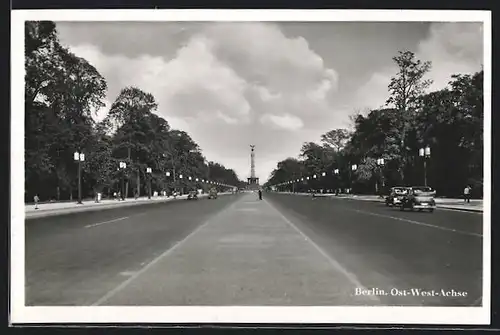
[205,159,210,190]
[179,174,184,194]
[351,164,358,194]
[334,168,340,195]
[419,146,431,187]
[312,174,318,195]
[321,171,326,193]
[376,158,385,196]
[73,151,85,204]
[146,167,152,199]
[119,161,127,200]
[163,151,178,195]
[166,171,172,196]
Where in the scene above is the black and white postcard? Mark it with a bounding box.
[10,9,491,325]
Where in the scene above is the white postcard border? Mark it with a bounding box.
[10,9,492,325]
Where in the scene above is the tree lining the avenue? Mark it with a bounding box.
[265,51,484,198]
[25,21,246,201]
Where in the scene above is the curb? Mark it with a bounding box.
[274,192,483,213]
[24,193,234,220]
[437,206,483,213]
[332,196,483,212]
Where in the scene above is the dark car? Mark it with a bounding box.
[400,186,436,212]
[187,190,198,200]
[385,186,409,207]
[208,188,218,199]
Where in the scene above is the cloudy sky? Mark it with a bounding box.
[55,21,483,182]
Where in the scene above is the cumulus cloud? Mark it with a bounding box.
[62,21,483,182]
[204,23,337,97]
[417,22,483,91]
[260,113,304,131]
[66,22,340,180]
[351,22,483,113]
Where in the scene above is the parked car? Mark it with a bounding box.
[400,186,436,212]
[187,190,198,200]
[385,186,409,207]
[208,188,218,199]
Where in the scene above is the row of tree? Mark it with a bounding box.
[25,21,246,202]
[265,51,484,198]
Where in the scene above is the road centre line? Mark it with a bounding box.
[83,194,233,229]
[83,209,156,229]
[85,216,130,228]
[263,199,380,304]
[347,208,482,238]
[90,198,240,306]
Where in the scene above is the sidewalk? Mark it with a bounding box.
[96,193,379,306]
[25,193,232,219]
[278,192,483,213]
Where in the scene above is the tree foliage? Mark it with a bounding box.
[25,21,244,202]
[265,51,483,198]
[320,128,350,152]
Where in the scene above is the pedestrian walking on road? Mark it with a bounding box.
[34,194,39,210]
[258,188,263,200]
[464,185,471,203]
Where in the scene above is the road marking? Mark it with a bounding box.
[263,199,380,304]
[348,208,482,238]
[85,216,130,228]
[91,198,241,306]
[435,206,483,214]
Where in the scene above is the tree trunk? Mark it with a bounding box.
[137,171,141,196]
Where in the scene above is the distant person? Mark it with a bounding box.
[34,194,39,210]
[258,189,262,200]
[464,185,471,203]
[134,189,139,200]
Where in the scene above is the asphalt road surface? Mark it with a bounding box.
[25,191,483,306]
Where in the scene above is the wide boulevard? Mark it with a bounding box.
[26,192,482,307]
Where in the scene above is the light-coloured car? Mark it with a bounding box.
[187,190,198,200]
[400,186,436,212]
[208,188,218,199]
